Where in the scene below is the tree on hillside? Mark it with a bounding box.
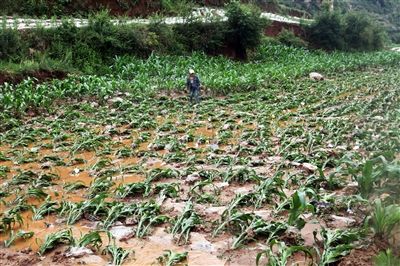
[226,1,268,60]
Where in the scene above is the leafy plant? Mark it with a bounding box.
[38,228,74,255]
[366,199,400,239]
[171,200,200,244]
[157,250,188,266]
[256,239,312,266]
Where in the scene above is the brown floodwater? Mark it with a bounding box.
[0,117,262,265]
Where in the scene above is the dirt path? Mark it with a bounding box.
[1,8,311,30]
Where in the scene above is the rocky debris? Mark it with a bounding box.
[109,225,135,241]
[190,233,217,252]
[208,144,219,151]
[253,210,272,220]
[234,187,253,195]
[40,161,53,169]
[108,97,124,104]
[329,215,356,228]
[71,168,80,175]
[204,206,226,216]
[309,72,324,81]
[184,172,201,184]
[214,182,230,189]
[162,198,186,214]
[301,162,318,172]
[78,255,107,265]
[65,247,93,258]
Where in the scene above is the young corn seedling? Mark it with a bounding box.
[103,242,131,266]
[314,227,360,265]
[76,231,104,250]
[256,239,313,266]
[374,249,400,266]
[102,202,137,229]
[157,250,188,266]
[365,199,400,239]
[277,189,315,230]
[134,201,168,238]
[32,196,59,220]
[38,228,74,255]
[63,181,88,192]
[4,230,34,248]
[171,201,201,245]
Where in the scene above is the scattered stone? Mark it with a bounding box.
[190,233,216,252]
[71,168,80,175]
[204,206,225,216]
[214,182,229,189]
[234,187,253,195]
[40,161,53,169]
[109,97,124,104]
[302,162,318,172]
[309,72,324,81]
[209,144,219,151]
[330,215,356,228]
[125,217,138,226]
[79,255,107,265]
[184,173,201,184]
[66,247,93,258]
[162,199,186,213]
[109,225,135,241]
[253,210,271,220]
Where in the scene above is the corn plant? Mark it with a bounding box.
[32,196,59,220]
[157,250,188,266]
[75,231,104,250]
[103,242,131,266]
[171,200,200,244]
[366,199,400,239]
[256,239,313,266]
[38,228,74,255]
[4,230,34,248]
[314,228,360,265]
[374,249,400,266]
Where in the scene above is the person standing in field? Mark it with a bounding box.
[186,69,201,104]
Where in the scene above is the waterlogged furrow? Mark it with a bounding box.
[0,67,399,265]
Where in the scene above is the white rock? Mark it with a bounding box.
[309,72,324,81]
[184,173,201,184]
[330,215,356,228]
[109,97,124,103]
[66,247,93,258]
[302,163,318,172]
[205,206,226,216]
[214,182,230,189]
[109,225,135,240]
[253,210,271,220]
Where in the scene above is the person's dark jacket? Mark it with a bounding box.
[186,76,201,91]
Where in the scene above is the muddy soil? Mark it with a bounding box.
[0,70,67,86]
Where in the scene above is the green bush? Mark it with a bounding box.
[306,11,387,51]
[174,20,227,54]
[343,12,386,51]
[225,1,268,59]
[0,27,25,60]
[306,11,345,51]
[277,29,307,48]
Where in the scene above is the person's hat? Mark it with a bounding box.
[189,69,195,74]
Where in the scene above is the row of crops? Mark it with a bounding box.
[1,44,399,117]
[0,58,399,265]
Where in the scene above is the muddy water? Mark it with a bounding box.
[0,117,254,265]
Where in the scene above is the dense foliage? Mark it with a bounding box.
[306,11,386,51]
